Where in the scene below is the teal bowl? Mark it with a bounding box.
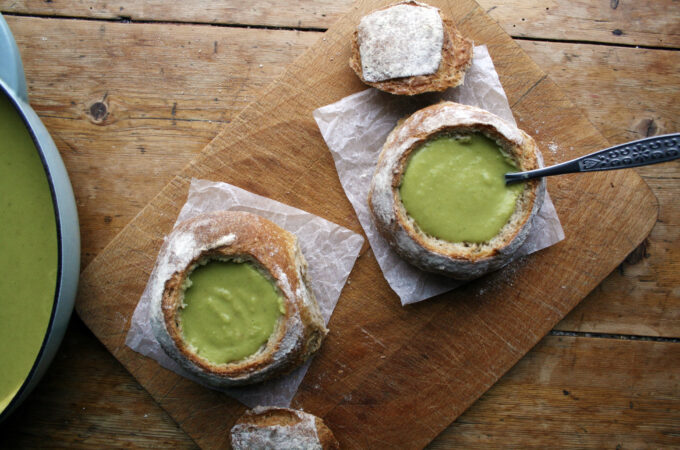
[0,13,80,422]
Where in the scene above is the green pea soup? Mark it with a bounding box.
[399,133,523,243]
[178,260,285,364]
[0,90,59,413]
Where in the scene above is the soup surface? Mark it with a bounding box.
[399,133,523,243]
[0,91,58,413]
[178,260,284,364]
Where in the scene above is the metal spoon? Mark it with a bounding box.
[505,133,680,184]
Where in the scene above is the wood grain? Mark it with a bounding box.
[5,15,315,267]
[0,317,198,448]
[5,15,678,338]
[518,42,680,145]
[72,0,657,447]
[2,322,676,448]
[429,335,680,448]
[0,1,677,447]
[0,0,348,29]
[2,0,678,47]
[477,0,680,48]
[521,41,680,337]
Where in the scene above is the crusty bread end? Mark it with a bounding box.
[231,407,340,450]
[350,1,474,95]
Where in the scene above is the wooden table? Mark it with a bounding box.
[0,1,678,447]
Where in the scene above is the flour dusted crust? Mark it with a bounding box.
[230,407,340,450]
[350,1,473,95]
[149,211,328,387]
[368,102,546,279]
[357,3,443,82]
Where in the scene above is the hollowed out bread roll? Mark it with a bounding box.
[368,102,546,279]
[350,1,473,96]
[149,210,327,387]
[230,407,340,450]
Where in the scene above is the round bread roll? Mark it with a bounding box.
[368,102,546,279]
[350,1,473,95]
[149,210,327,387]
[230,406,340,450]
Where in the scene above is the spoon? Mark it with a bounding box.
[505,133,679,184]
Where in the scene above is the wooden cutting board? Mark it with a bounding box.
[76,0,658,447]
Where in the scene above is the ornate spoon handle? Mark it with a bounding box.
[505,133,680,184]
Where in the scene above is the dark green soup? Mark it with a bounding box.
[0,91,58,413]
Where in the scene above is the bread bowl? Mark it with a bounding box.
[230,406,340,450]
[149,210,327,387]
[349,1,473,95]
[368,101,546,279]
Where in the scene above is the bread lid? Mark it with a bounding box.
[350,1,474,95]
[368,102,546,279]
[357,2,444,82]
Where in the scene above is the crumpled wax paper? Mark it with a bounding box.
[126,178,364,407]
[313,45,565,305]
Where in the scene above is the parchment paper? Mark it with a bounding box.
[313,45,565,305]
[126,178,364,407]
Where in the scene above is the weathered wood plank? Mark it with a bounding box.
[478,0,680,48]
[430,335,680,448]
[0,3,675,449]
[2,322,676,448]
[5,16,316,267]
[7,15,678,337]
[1,0,679,47]
[518,42,680,145]
[517,41,680,337]
[0,0,350,29]
[0,318,197,448]
[70,0,657,446]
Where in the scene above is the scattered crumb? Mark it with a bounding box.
[547,142,559,154]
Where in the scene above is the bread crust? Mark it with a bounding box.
[350,1,473,95]
[230,407,340,450]
[149,211,328,387]
[368,102,546,279]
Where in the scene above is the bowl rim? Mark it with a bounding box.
[0,83,64,422]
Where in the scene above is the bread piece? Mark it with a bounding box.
[149,211,328,387]
[368,102,546,279]
[231,407,340,450]
[350,1,473,96]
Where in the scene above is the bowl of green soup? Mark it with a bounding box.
[0,14,80,421]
